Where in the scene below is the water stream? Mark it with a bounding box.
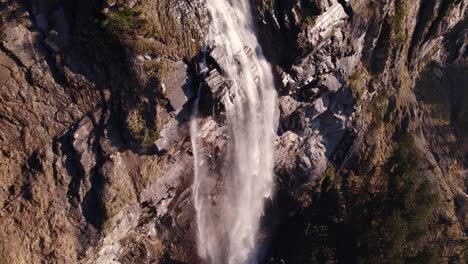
[191,0,278,263]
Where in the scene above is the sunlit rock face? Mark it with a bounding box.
[0,0,466,263]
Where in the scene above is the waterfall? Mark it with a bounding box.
[191,0,278,263]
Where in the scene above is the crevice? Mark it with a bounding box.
[60,123,87,207]
[407,0,439,66]
[337,0,354,18]
[80,100,108,230]
[0,43,27,69]
[422,0,451,45]
[0,113,26,128]
[370,14,392,74]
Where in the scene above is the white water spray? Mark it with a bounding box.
[191,0,278,263]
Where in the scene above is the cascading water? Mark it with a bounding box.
[191,0,278,263]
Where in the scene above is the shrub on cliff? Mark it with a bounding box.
[101,8,150,38]
[350,135,439,263]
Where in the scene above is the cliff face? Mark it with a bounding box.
[0,0,466,263]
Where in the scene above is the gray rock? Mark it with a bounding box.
[2,25,43,68]
[163,61,191,113]
[299,2,347,47]
[72,119,95,176]
[322,74,341,92]
[209,46,229,73]
[296,134,328,178]
[205,69,222,92]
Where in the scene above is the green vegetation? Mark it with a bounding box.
[127,106,160,147]
[101,8,151,38]
[143,129,161,146]
[297,167,336,209]
[302,16,316,28]
[393,0,409,47]
[77,6,154,65]
[349,67,370,99]
[360,143,378,176]
[351,135,439,263]
[368,89,389,128]
[415,63,467,155]
[366,1,377,14]
[257,0,274,14]
[268,135,440,263]
[98,7,158,55]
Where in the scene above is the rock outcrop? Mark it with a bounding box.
[0,0,466,263]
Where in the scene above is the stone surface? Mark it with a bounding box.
[0,0,466,263]
[299,2,348,48]
[2,25,43,68]
[163,61,191,113]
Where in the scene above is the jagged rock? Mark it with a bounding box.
[299,2,347,48]
[163,61,192,113]
[205,68,229,96]
[154,119,188,152]
[72,119,95,176]
[2,25,43,68]
[313,95,329,116]
[302,134,328,176]
[0,0,467,263]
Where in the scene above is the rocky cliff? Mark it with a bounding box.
[0,0,466,263]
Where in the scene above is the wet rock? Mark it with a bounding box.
[205,68,229,96]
